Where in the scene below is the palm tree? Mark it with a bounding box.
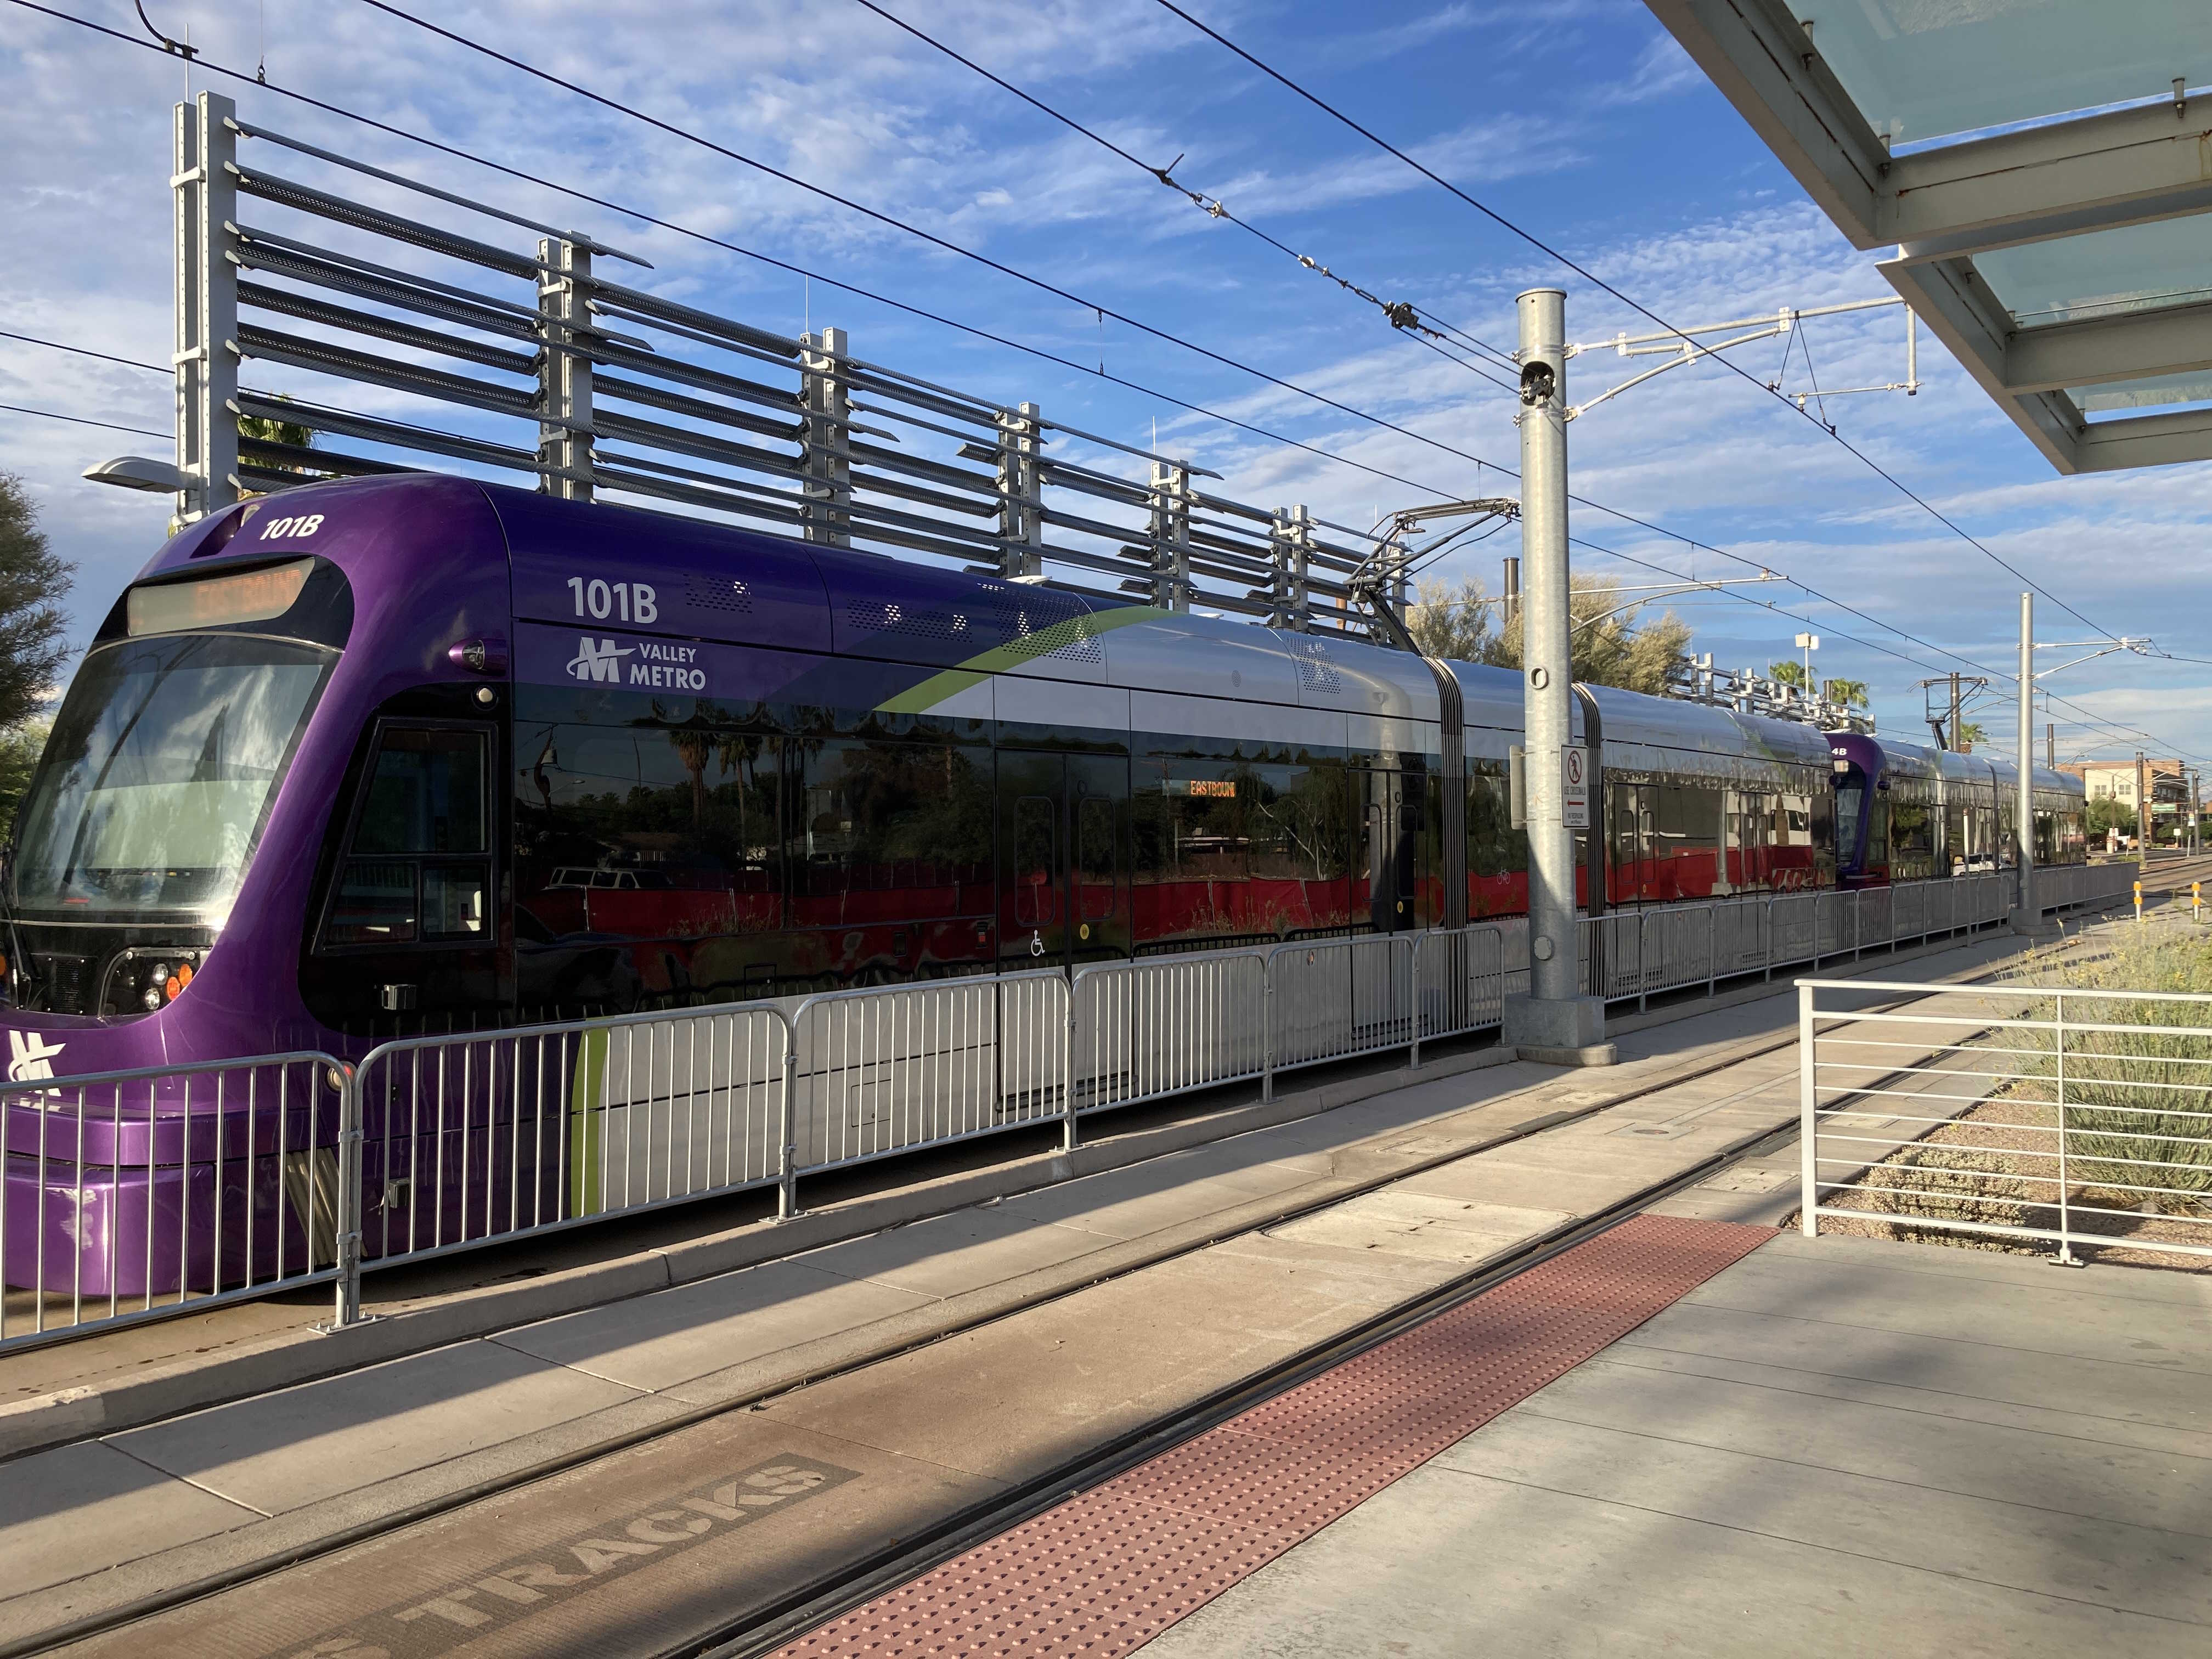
[1822,678,1870,709]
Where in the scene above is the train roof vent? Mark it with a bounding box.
[686,574,754,615]
[1294,637,1343,694]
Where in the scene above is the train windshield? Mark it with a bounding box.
[10,633,332,918]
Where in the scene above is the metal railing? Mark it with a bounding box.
[0,1053,351,1349]
[163,92,1412,637]
[1798,978,2212,1265]
[0,864,2136,1352]
[789,970,1069,1208]
[1073,951,1266,1117]
[351,1003,789,1268]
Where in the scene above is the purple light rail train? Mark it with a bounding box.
[0,475,2087,1299]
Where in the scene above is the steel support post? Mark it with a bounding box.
[538,238,594,500]
[1268,505,1313,630]
[1148,462,1192,611]
[1502,289,1606,1060]
[174,92,239,526]
[1798,982,1819,1238]
[996,400,1043,579]
[800,326,852,546]
[2014,592,2041,930]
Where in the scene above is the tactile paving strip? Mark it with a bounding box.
[773,1212,1773,1658]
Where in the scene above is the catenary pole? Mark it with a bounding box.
[1503,289,1607,1060]
[2016,592,2036,929]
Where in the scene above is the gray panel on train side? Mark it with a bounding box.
[1265,628,1434,723]
[1129,687,1334,753]
[991,674,1132,735]
[1449,661,1527,736]
[1102,612,1302,705]
[1345,713,1441,765]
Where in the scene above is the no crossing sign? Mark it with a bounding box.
[1562,744,1591,829]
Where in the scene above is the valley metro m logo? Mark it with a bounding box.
[7,1030,65,1083]
[566,636,635,684]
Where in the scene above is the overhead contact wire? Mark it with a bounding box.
[1148,0,2128,644]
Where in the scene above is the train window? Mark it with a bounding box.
[514,722,782,946]
[790,738,992,919]
[353,729,487,855]
[1013,795,1057,926]
[321,726,492,949]
[326,859,417,945]
[1468,772,1525,878]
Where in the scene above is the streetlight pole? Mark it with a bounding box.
[2015,592,2038,930]
[1502,287,1609,1064]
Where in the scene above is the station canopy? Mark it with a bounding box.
[1647,1,2212,473]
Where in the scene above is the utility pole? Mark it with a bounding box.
[1502,288,1609,1063]
[1795,631,1819,701]
[2046,722,2054,771]
[2015,593,2039,930]
[2137,749,2148,856]
[1949,672,1961,751]
[1502,556,1520,630]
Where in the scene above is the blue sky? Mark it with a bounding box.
[3,0,2208,769]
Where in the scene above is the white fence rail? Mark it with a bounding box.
[1798,977,2212,1265]
[0,864,2135,1351]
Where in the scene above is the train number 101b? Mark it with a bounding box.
[567,577,658,624]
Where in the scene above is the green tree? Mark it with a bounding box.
[2086,796,2136,839]
[1766,659,1808,689]
[0,719,49,839]
[1408,573,1691,695]
[0,473,71,734]
[1956,720,1986,751]
[1822,678,1870,709]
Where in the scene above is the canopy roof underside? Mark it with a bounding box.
[1647,0,2212,473]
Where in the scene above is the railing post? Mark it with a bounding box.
[538,236,594,500]
[1639,911,1652,1013]
[2052,990,2083,1267]
[1408,934,1424,1070]
[800,327,853,546]
[996,400,1043,579]
[1706,904,1718,998]
[326,1060,367,1330]
[1148,462,1192,612]
[1764,896,1774,981]
[1267,504,1314,630]
[174,91,239,527]
[1062,972,1080,1153]
[1261,953,1277,1103]
[1798,982,1819,1238]
[777,1019,801,1220]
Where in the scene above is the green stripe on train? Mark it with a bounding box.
[873,606,1167,715]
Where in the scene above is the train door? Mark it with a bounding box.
[997,751,1130,969]
[303,715,509,1037]
[997,751,1068,969]
[1069,755,1130,964]
[1609,781,1652,905]
[1360,768,1417,932]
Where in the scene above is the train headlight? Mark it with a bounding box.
[142,988,163,1011]
[148,961,173,986]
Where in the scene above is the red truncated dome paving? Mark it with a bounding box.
[774,1213,1776,1658]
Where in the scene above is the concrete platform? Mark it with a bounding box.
[1135,1229,2212,1658]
